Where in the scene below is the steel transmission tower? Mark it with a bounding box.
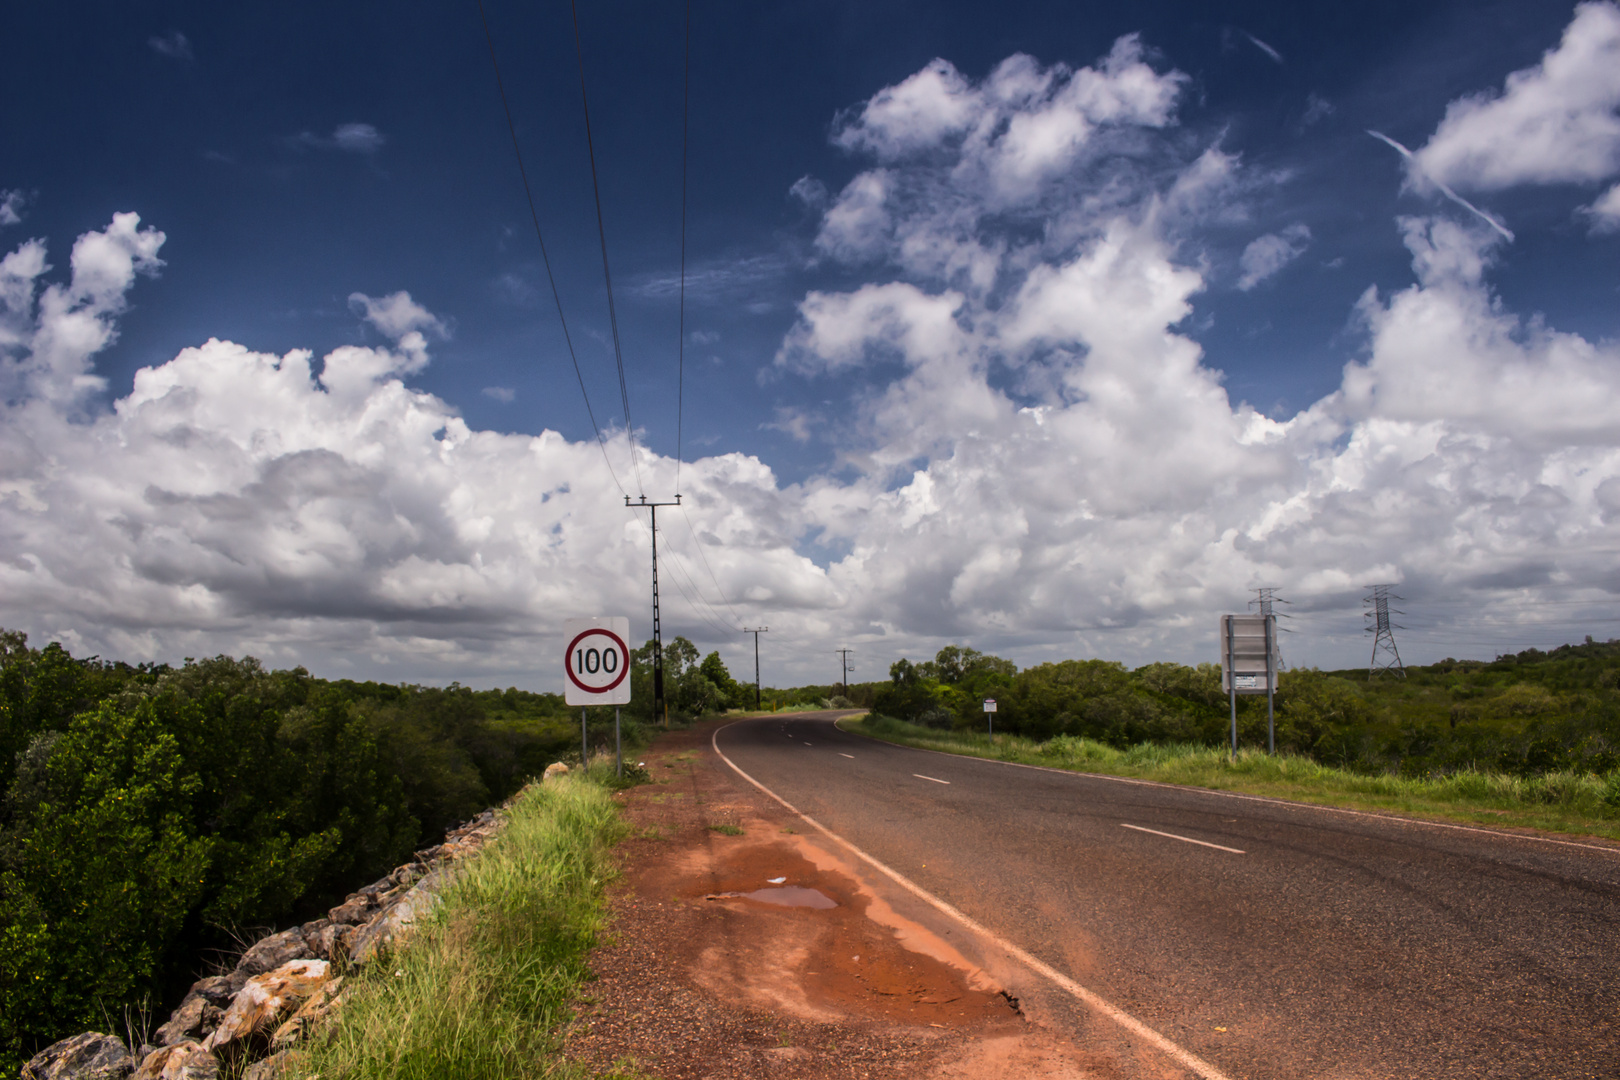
[1250,587,1292,670]
[1364,584,1406,678]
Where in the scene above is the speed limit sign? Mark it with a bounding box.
[563,617,632,706]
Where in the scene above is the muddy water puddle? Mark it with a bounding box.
[707,885,838,909]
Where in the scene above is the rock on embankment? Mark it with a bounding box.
[21,782,546,1080]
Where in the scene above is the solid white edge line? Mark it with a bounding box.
[913,773,950,784]
[833,720,1620,859]
[1122,823,1246,855]
[713,719,1234,1080]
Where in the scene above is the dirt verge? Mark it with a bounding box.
[565,718,1149,1080]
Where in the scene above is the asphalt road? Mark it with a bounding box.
[713,714,1620,1080]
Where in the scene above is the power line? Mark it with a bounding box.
[622,512,738,639]
[658,538,742,637]
[569,0,643,495]
[676,0,691,495]
[679,505,745,628]
[474,0,626,497]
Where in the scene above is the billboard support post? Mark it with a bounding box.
[1266,616,1276,755]
[1221,612,1280,763]
[1227,618,1238,762]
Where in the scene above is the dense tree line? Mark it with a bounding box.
[873,639,1620,778]
[623,636,748,723]
[0,632,585,1074]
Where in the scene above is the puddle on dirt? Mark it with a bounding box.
[707,885,838,909]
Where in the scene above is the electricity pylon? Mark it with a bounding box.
[1250,587,1292,670]
[1365,584,1406,679]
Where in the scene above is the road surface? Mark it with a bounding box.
[713,714,1620,1079]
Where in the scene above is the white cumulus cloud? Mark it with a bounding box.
[6,39,1620,684]
[1585,181,1620,230]
[1413,2,1620,191]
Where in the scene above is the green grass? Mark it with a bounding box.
[296,775,627,1080]
[842,714,1620,843]
[706,823,743,836]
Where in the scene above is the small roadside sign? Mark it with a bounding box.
[983,698,997,712]
[1219,614,1276,694]
[564,617,632,706]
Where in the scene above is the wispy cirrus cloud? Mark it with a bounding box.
[147,30,193,61]
[1237,224,1311,290]
[0,190,28,227]
[626,253,792,301]
[1242,32,1283,64]
[289,123,387,154]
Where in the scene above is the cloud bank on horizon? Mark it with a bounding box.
[4,5,1620,685]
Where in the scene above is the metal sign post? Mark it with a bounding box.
[564,617,633,773]
[1226,618,1237,762]
[1220,613,1280,761]
[1265,615,1276,755]
[983,698,997,736]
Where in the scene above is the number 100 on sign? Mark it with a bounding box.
[563,617,632,706]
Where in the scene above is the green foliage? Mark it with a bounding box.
[869,638,1620,784]
[297,776,624,1080]
[2,701,215,1048]
[851,713,1620,842]
[0,631,601,1074]
[624,637,747,721]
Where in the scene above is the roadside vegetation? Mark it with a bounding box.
[299,774,629,1080]
[845,639,1620,841]
[0,630,649,1075]
[622,635,865,719]
[846,714,1620,841]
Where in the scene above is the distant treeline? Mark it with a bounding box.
[0,631,605,1075]
[869,640,1620,778]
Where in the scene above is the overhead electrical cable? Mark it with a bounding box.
[659,534,743,637]
[660,528,741,632]
[474,0,627,498]
[676,0,691,495]
[679,506,746,628]
[568,0,644,495]
[624,513,737,636]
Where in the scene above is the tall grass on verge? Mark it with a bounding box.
[845,714,1620,843]
[299,776,626,1080]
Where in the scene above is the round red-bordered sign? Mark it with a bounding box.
[565,627,630,694]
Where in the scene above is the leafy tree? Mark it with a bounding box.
[1,700,214,1069]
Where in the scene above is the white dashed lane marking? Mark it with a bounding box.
[1121,823,1246,855]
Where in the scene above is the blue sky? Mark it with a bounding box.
[3,1,1620,687]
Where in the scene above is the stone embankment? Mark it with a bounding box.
[21,790,526,1080]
